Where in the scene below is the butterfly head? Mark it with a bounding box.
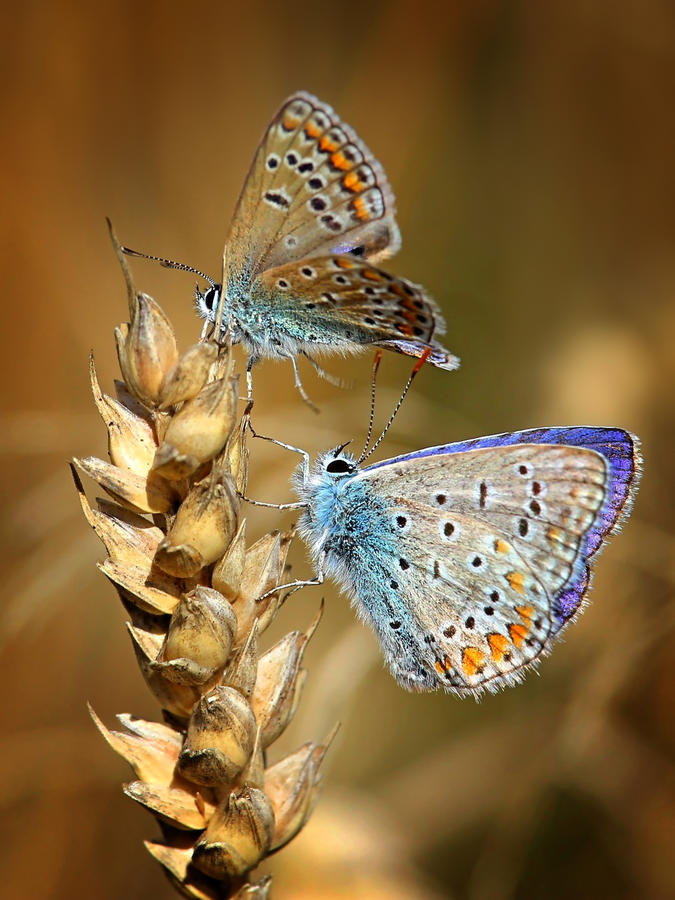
[294,444,361,545]
[293,443,358,500]
[194,283,223,323]
[323,443,358,478]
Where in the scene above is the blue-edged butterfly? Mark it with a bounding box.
[266,426,640,696]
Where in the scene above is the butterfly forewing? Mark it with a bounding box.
[356,444,609,694]
[225,92,400,291]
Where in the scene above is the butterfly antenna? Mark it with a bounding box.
[121,246,217,288]
[359,348,432,464]
[357,350,383,462]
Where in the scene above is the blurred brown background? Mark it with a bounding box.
[1,1,674,898]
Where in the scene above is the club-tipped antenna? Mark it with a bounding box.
[121,246,217,288]
[358,348,432,465]
[357,350,383,462]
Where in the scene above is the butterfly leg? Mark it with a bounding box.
[257,551,326,604]
[246,419,311,470]
[287,356,320,414]
[239,495,306,510]
[240,420,311,505]
[242,351,263,403]
[301,351,353,390]
[246,357,255,403]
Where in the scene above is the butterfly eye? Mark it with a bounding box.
[326,459,354,474]
[202,286,221,312]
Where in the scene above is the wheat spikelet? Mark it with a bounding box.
[73,225,331,898]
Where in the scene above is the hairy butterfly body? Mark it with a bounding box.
[124,92,458,391]
[293,427,640,696]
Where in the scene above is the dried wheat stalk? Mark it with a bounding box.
[72,227,330,898]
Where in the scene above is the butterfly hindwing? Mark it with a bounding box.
[225,92,400,293]
[249,254,459,369]
[343,428,640,695]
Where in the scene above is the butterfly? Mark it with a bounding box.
[270,426,641,696]
[122,92,458,403]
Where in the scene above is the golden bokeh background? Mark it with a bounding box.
[1,2,673,898]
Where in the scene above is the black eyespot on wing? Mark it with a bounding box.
[264,191,290,208]
[321,214,342,232]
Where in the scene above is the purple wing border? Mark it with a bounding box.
[365,426,642,628]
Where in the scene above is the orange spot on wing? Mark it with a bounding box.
[515,605,534,624]
[283,115,300,131]
[505,571,526,595]
[488,633,510,662]
[547,526,562,543]
[304,121,322,138]
[343,170,365,191]
[391,285,425,320]
[495,539,510,554]
[461,647,486,677]
[319,135,339,152]
[334,257,354,268]
[508,624,528,647]
[331,151,350,171]
[362,268,382,281]
[435,656,453,676]
[352,196,370,221]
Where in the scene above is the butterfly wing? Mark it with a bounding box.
[225,92,400,295]
[249,254,459,370]
[348,428,640,695]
